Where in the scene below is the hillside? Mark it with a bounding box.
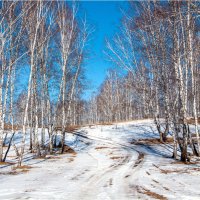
[1,120,200,199]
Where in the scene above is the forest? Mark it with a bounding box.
[1,1,200,199]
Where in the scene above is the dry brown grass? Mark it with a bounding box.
[160,167,200,174]
[132,137,173,145]
[186,117,200,125]
[54,125,80,133]
[154,163,200,175]
[0,171,18,175]
[4,123,21,131]
[0,161,14,165]
[110,156,124,160]
[190,168,200,172]
[136,185,167,200]
[142,188,167,200]
[46,156,62,159]
[112,118,154,125]
[14,165,33,173]
[12,165,32,170]
[0,165,33,175]
[95,146,109,150]
[3,124,81,132]
[63,145,77,155]
[65,125,80,133]
[171,161,198,165]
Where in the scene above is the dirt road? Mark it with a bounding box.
[1,120,200,199]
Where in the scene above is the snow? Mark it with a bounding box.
[1,119,200,199]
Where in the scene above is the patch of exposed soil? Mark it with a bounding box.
[110,156,124,160]
[136,185,167,200]
[152,163,195,174]
[131,137,173,145]
[95,146,109,150]
[63,145,77,154]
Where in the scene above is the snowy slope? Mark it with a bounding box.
[1,119,200,199]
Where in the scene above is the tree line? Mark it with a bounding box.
[86,1,200,162]
[0,0,89,165]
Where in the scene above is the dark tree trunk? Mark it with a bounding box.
[181,124,188,162]
[3,132,15,162]
[61,131,65,154]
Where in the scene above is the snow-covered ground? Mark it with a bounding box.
[1,119,200,199]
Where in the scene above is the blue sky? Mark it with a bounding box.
[16,1,128,102]
[78,1,127,99]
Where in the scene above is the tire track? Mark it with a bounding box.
[71,131,145,199]
[73,131,145,170]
